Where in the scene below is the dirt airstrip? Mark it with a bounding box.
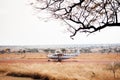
[0,53,120,64]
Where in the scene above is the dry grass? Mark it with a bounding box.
[0,53,47,59]
[75,53,120,61]
[0,63,120,80]
[0,53,120,80]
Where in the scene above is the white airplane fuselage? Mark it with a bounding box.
[47,50,80,61]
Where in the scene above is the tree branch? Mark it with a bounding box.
[32,0,120,38]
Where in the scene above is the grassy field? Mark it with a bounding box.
[0,53,120,80]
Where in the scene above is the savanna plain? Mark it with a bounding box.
[0,53,120,80]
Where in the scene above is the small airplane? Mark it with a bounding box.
[47,49,80,62]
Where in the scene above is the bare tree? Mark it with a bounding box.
[107,62,120,79]
[31,0,120,38]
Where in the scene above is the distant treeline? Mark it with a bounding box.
[0,48,39,54]
[0,46,120,54]
[80,47,120,53]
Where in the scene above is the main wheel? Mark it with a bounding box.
[48,60,50,61]
[58,59,61,62]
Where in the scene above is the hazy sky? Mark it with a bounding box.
[0,0,120,45]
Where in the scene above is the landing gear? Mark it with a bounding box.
[58,54,62,62]
[48,59,50,62]
[58,59,62,62]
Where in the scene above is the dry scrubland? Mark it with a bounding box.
[0,53,46,59]
[0,53,120,80]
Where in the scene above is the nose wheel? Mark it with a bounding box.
[58,59,61,62]
[48,59,50,61]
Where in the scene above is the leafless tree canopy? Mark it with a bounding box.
[31,0,120,38]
